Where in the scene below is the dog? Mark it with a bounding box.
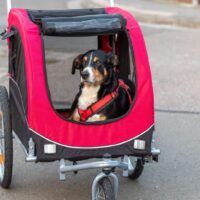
[69,49,132,122]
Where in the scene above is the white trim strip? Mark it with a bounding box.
[29,124,154,149]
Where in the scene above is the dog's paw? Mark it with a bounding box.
[87,114,107,122]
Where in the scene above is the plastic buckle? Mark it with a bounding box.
[1,30,15,40]
[0,30,6,36]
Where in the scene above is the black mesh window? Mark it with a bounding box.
[43,33,135,121]
[44,36,98,111]
[9,28,28,114]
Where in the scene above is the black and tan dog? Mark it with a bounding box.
[69,50,132,122]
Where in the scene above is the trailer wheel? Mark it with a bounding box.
[0,86,13,189]
[128,158,144,180]
[95,177,115,200]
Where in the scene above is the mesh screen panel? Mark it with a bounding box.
[43,34,135,119]
[44,36,97,110]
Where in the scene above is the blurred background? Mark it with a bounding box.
[0,0,200,200]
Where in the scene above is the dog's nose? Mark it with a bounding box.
[81,71,89,80]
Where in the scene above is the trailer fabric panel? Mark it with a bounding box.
[32,126,153,161]
[10,79,30,150]
[9,28,28,114]
[8,8,154,148]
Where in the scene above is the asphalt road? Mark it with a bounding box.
[1,1,200,200]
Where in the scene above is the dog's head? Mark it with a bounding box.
[72,50,118,86]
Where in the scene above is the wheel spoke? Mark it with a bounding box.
[0,111,5,154]
[0,134,5,154]
[0,153,5,181]
[96,185,106,200]
[0,145,4,153]
[0,109,5,181]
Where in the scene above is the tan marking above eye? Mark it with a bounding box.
[93,57,99,63]
[83,56,88,62]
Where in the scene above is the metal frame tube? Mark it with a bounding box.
[151,147,161,155]
[12,131,37,162]
[193,0,199,6]
[6,0,11,15]
[60,160,128,174]
[109,173,119,199]
[110,0,115,7]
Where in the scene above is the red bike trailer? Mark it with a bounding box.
[0,5,160,200]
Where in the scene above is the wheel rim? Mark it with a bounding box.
[0,110,5,181]
[96,184,106,200]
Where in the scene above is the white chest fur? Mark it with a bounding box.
[78,85,100,110]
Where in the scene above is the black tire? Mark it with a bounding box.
[128,158,144,180]
[95,177,115,200]
[0,86,13,189]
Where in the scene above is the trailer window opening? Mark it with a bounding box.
[43,33,135,122]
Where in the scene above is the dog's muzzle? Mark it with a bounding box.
[81,67,94,83]
[81,70,89,80]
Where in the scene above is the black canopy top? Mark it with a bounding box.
[28,8,106,23]
[41,14,126,36]
[27,9,127,36]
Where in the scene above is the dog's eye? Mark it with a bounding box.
[94,60,101,65]
[82,59,87,66]
[93,57,101,65]
[95,60,101,64]
[93,57,98,62]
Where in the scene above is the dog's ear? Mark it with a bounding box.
[72,54,83,74]
[107,53,119,67]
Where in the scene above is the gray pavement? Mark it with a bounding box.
[144,25,200,112]
[0,0,200,200]
[92,0,200,28]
